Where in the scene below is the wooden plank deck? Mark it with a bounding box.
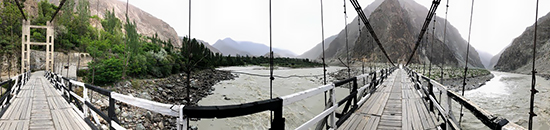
[0,71,90,130]
[338,68,439,130]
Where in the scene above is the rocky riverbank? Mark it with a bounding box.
[440,73,494,91]
[90,69,235,130]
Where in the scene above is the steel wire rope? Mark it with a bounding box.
[268,0,274,125]
[458,0,475,126]
[405,0,441,66]
[528,0,540,129]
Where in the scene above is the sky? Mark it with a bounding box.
[120,0,550,56]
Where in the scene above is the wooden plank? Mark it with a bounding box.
[66,109,89,130]
[402,98,411,130]
[8,121,18,130]
[347,114,364,130]
[51,110,62,130]
[364,116,380,130]
[355,115,369,130]
[16,121,24,130]
[338,113,356,129]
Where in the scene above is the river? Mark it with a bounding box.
[459,71,550,130]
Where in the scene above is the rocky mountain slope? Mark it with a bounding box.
[298,35,337,60]
[47,0,182,47]
[321,0,383,60]
[319,0,483,67]
[213,38,297,57]
[493,11,550,74]
[488,48,506,69]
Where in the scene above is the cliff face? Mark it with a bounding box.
[45,0,181,47]
[494,12,550,73]
[88,0,182,47]
[45,0,182,47]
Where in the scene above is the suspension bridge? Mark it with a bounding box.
[0,0,542,129]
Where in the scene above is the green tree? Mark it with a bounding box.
[90,57,123,85]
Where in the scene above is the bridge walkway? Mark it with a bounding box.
[0,71,90,130]
[338,68,439,130]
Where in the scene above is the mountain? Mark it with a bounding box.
[212,38,253,56]
[198,40,221,54]
[212,38,297,57]
[488,51,503,70]
[299,35,337,60]
[323,0,484,68]
[477,50,493,69]
[178,36,221,54]
[493,11,550,74]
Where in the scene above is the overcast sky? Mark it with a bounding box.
[119,0,550,56]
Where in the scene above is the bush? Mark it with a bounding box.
[90,57,123,85]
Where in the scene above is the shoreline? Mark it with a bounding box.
[89,69,236,129]
[440,73,495,91]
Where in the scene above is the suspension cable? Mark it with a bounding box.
[50,0,68,22]
[405,0,441,66]
[187,0,192,128]
[343,0,351,92]
[269,0,274,124]
[319,0,329,128]
[528,0,540,129]
[13,0,27,20]
[320,0,327,106]
[459,0,475,126]
[349,0,395,66]
[442,0,449,82]
[428,13,435,78]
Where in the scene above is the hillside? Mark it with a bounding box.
[298,35,337,60]
[493,11,550,74]
[45,0,182,47]
[322,0,483,68]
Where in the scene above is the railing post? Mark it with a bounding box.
[178,106,184,130]
[352,79,358,109]
[68,81,73,104]
[271,99,285,130]
[446,91,452,130]
[428,81,434,112]
[372,71,378,87]
[83,86,89,118]
[330,88,336,129]
[108,95,117,130]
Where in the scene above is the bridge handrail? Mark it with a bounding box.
[46,71,186,130]
[404,67,524,130]
[44,67,398,130]
[180,67,396,130]
[0,71,30,117]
